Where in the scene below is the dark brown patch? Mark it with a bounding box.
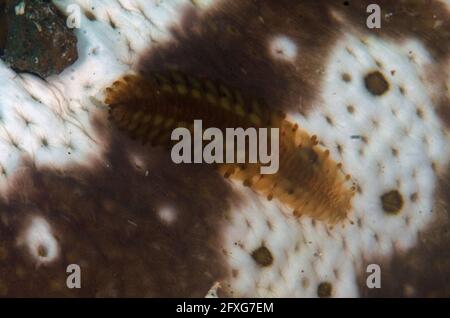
[341,73,352,83]
[37,245,48,258]
[251,245,273,267]
[381,190,404,214]
[83,10,96,21]
[138,0,344,114]
[317,281,333,297]
[0,116,230,297]
[364,71,390,96]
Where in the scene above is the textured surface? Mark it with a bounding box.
[1,0,78,77]
[0,0,448,297]
[105,72,355,222]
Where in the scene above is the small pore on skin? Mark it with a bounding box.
[364,71,390,96]
[268,35,298,62]
[317,281,333,297]
[251,245,273,267]
[381,190,404,214]
[37,245,48,257]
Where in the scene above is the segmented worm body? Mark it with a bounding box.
[105,71,354,222]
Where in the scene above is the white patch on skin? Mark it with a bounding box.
[158,206,178,225]
[18,216,59,265]
[0,0,196,196]
[269,35,298,62]
[221,34,450,297]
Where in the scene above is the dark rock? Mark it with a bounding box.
[0,1,7,56]
[1,0,78,78]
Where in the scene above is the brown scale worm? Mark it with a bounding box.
[104,71,355,223]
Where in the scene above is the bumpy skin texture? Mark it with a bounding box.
[0,0,449,297]
[105,72,355,223]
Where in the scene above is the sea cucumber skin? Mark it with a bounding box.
[105,71,354,223]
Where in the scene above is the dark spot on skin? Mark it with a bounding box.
[341,73,351,82]
[381,190,404,214]
[40,137,49,148]
[391,147,398,157]
[337,144,343,155]
[357,217,363,228]
[358,148,364,156]
[431,161,437,173]
[416,107,424,118]
[356,184,363,194]
[251,245,273,267]
[347,105,355,114]
[375,60,383,69]
[317,281,333,297]
[364,71,389,96]
[373,233,380,243]
[84,10,96,21]
[37,245,48,258]
[107,14,117,29]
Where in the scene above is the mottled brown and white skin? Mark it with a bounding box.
[0,0,449,297]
